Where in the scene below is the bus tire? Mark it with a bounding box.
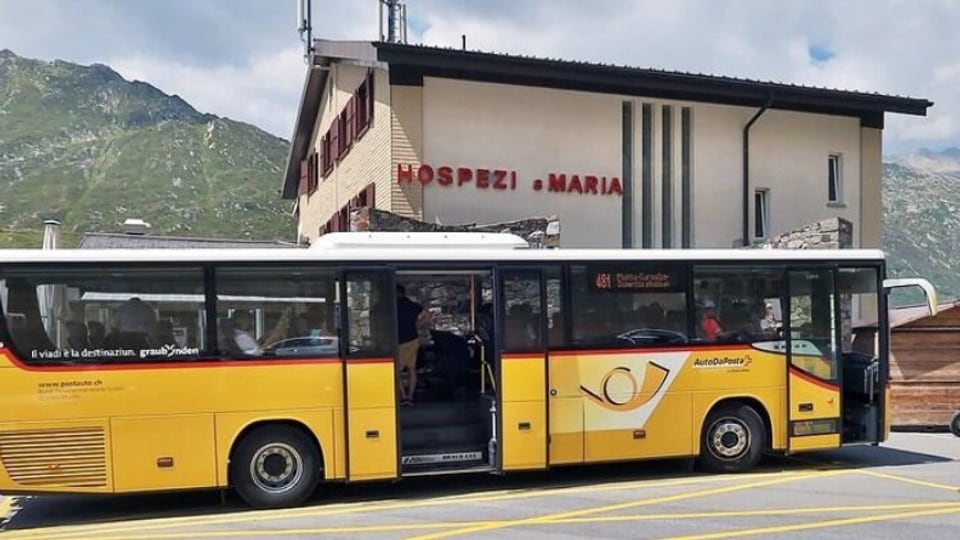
[231,425,320,509]
[697,403,766,474]
[950,411,960,438]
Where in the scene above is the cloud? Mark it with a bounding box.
[0,0,957,151]
[108,46,306,140]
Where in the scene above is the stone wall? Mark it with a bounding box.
[349,207,560,248]
[752,217,853,250]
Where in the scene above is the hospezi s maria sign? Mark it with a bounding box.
[397,163,623,197]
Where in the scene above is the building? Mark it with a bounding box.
[853,300,960,430]
[38,219,298,250]
[281,39,932,248]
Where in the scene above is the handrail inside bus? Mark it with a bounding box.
[883,277,938,317]
[309,232,531,250]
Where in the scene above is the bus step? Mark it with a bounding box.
[401,423,488,450]
[400,445,488,471]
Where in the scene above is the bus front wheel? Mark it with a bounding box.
[231,425,321,509]
[697,403,766,474]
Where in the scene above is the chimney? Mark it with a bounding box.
[122,218,151,236]
[41,219,61,250]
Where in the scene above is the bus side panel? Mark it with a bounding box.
[786,369,841,452]
[547,354,583,465]
[215,409,336,487]
[0,417,115,494]
[578,351,692,462]
[112,414,216,492]
[501,354,547,471]
[345,360,397,481]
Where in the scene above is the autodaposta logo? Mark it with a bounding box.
[579,362,671,412]
[693,354,752,369]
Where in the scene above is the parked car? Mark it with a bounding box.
[264,335,339,357]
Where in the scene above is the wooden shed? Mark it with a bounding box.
[853,300,960,429]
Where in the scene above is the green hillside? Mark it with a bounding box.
[0,49,294,245]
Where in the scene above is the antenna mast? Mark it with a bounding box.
[296,0,314,62]
[379,0,408,43]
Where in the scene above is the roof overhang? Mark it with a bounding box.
[281,40,934,201]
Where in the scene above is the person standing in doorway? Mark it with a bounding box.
[397,284,430,405]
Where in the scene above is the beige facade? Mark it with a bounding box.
[283,41,931,248]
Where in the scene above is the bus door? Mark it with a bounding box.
[341,268,399,481]
[785,268,842,452]
[495,267,548,472]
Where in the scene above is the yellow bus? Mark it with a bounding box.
[0,232,936,508]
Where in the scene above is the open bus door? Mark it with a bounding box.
[785,268,843,452]
[494,267,548,472]
[341,268,400,481]
[880,277,938,441]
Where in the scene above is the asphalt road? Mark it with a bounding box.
[1,432,959,539]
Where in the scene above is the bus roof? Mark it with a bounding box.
[0,248,886,265]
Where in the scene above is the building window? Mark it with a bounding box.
[754,188,769,239]
[828,154,842,204]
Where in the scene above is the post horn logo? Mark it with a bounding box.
[579,362,671,412]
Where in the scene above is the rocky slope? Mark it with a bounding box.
[0,49,294,246]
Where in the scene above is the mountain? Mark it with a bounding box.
[0,49,294,247]
[883,148,960,306]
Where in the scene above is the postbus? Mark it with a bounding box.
[0,232,936,508]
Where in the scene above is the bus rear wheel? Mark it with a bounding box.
[697,403,766,474]
[231,425,321,509]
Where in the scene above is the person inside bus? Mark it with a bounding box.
[700,298,725,341]
[397,284,430,405]
[110,296,156,349]
[65,320,90,350]
[86,320,106,348]
[231,310,262,356]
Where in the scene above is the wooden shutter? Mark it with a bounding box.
[298,159,308,196]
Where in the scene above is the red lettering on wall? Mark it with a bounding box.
[548,173,566,192]
[608,177,623,196]
[457,168,473,186]
[397,164,414,184]
[585,175,599,194]
[477,169,490,189]
[418,164,435,185]
[438,166,454,186]
[395,164,621,197]
[493,170,508,190]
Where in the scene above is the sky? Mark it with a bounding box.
[1,0,957,156]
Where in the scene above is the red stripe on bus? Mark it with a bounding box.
[346,357,394,365]
[0,349,343,372]
[501,353,546,360]
[789,366,839,392]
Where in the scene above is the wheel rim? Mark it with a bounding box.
[249,442,304,494]
[707,417,750,461]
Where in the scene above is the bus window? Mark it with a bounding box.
[569,264,688,348]
[545,267,564,348]
[840,267,879,354]
[693,266,783,343]
[345,271,394,358]
[0,266,205,364]
[214,266,339,359]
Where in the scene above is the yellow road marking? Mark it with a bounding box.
[0,497,16,523]
[856,469,960,492]
[663,504,960,539]
[41,502,960,539]
[10,470,821,539]
[407,469,850,539]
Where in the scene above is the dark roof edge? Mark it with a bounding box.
[373,42,934,116]
[281,54,330,200]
